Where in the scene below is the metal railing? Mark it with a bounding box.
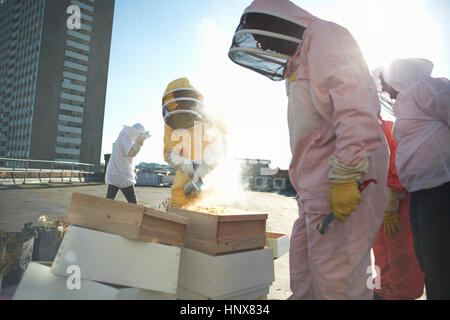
[0,157,96,184]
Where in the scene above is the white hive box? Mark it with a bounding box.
[51,225,181,294]
[177,247,274,299]
[117,288,176,300]
[266,233,290,259]
[177,283,270,300]
[13,263,178,300]
[13,263,117,300]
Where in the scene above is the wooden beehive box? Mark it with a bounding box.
[167,206,267,256]
[67,192,189,247]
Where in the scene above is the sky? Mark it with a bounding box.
[101,0,450,169]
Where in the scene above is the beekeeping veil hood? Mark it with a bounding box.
[383,58,434,92]
[162,78,205,130]
[228,0,317,81]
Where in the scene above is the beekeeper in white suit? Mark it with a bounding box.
[105,123,150,204]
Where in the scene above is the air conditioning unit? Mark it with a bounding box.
[254,176,272,192]
[272,178,286,191]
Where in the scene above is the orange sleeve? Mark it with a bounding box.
[381,120,407,192]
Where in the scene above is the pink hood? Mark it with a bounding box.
[243,0,319,29]
[243,0,323,79]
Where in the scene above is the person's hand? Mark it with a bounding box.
[178,161,195,178]
[136,131,151,145]
[383,210,400,236]
[165,150,195,177]
[328,181,362,223]
[192,164,213,182]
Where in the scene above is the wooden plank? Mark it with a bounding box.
[181,237,218,256]
[143,207,189,225]
[168,207,218,242]
[215,237,266,254]
[51,226,182,294]
[182,235,265,256]
[67,193,188,247]
[170,206,268,222]
[178,247,274,298]
[217,220,266,241]
[139,217,187,247]
[217,212,268,222]
[67,192,145,239]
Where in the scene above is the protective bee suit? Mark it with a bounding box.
[373,119,424,300]
[383,59,450,193]
[382,58,450,300]
[163,78,226,207]
[105,123,150,203]
[229,0,388,299]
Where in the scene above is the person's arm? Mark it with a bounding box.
[306,22,385,179]
[128,131,150,157]
[128,141,142,157]
[414,79,450,127]
[305,23,386,222]
[381,120,408,193]
[163,124,195,177]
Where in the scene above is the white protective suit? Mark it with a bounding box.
[105,124,146,189]
[383,59,450,192]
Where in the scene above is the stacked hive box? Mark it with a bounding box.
[13,262,177,300]
[168,207,274,300]
[13,193,189,300]
[13,193,275,300]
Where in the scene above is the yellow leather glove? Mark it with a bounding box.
[329,181,362,223]
[383,210,400,236]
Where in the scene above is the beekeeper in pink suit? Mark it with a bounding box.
[228,0,388,299]
[380,58,450,300]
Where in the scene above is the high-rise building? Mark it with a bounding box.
[0,0,115,169]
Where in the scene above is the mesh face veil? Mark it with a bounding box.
[228,12,306,81]
[162,79,205,130]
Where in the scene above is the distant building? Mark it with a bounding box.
[135,162,175,187]
[0,0,115,169]
[240,159,272,177]
[136,162,174,172]
[240,159,295,193]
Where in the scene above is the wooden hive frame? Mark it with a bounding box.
[167,206,267,256]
